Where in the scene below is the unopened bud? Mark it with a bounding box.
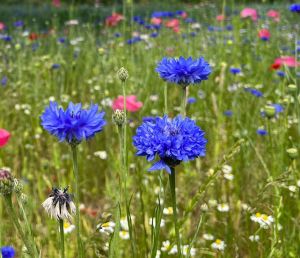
[286,148,298,159]
[287,84,297,93]
[117,67,129,82]
[0,168,14,195]
[112,109,126,126]
[264,105,276,118]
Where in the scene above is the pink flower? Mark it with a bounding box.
[112,95,143,112]
[216,14,225,22]
[267,10,280,22]
[52,0,61,7]
[0,129,10,147]
[165,19,179,28]
[0,22,5,31]
[105,13,124,27]
[258,29,270,40]
[273,56,300,68]
[240,8,258,21]
[180,11,188,19]
[151,17,162,25]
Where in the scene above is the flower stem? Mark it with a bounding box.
[59,219,65,258]
[164,83,168,114]
[121,80,136,258]
[181,86,187,117]
[169,167,182,257]
[4,195,38,258]
[71,145,83,258]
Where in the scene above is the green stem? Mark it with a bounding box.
[169,167,182,257]
[71,145,83,258]
[17,197,39,256]
[164,83,168,114]
[59,219,65,258]
[4,195,38,258]
[181,86,187,117]
[121,80,136,257]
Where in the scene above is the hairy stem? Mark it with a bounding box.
[71,145,83,258]
[169,167,182,257]
[59,219,65,258]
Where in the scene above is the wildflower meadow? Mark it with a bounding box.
[0,0,299,257]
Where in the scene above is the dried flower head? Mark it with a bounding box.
[42,187,76,221]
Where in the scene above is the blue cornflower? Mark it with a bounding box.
[14,21,24,27]
[223,110,233,117]
[126,37,141,45]
[289,4,300,13]
[151,11,174,18]
[187,97,196,104]
[51,64,60,70]
[58,37,66,43]
[1,246,15,258]
[276,70,285,77]
[156,56,211,86]
[1,76,7,87]
[150,32,159,38]
[230,67,241,75]
[41,102,106,144]
[133,115,207,173]
[257,128,267,136]
[244,88,263,97]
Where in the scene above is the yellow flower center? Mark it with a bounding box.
[255,212,261,218]
[216,239,222,244]
[262,215,268,221]
[64,222,70,229]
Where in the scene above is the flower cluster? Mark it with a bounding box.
[156,56,211,86]
[41,102,106,144]
[133,115,207,173]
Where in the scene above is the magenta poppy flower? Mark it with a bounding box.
[151,17,162,25]
[267,10,280,22]
[112,95,143,112]
[105,13,124,27]
[0,129,10,147]
[240,8,258,21]
[165,19,179,28]
[258,29,270,40]
[52,0,61,7]
[0,22,5,31]
[273,56,300,68]
[216,15,225,22]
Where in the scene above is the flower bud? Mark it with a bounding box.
[112,109,126,126]
[117,67,129,82]
[286,148,298,159]
[0,168,14,195]
[264,105,276,118]
[287,84,297,93]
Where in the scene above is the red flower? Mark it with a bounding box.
[0,129,10,147]
[151,17,162,25]
[165,19,179,28]
[0,22,5,31]
[105,13,124,27]
[180,11,188,19]
[258,29,270,40]
[270,63,281,70]
[216,15,225,22]
[112,95,143,112]
[267,10,280,22]
[52,0,61,8]
[29,33,39,41]
[273,56,299,68]
[240,8,258,21]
